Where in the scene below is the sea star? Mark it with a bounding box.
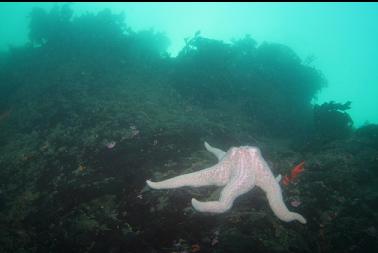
[146,142,306,224]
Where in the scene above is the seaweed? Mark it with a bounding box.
[314,101,354,141]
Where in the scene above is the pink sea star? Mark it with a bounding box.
[147,142,306,224]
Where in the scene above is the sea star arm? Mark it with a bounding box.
[146,162,231,190]
[204,141,226,161]
[261,176,306,224]
[191,169,256,213]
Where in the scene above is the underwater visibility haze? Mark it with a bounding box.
[0,2,377,253]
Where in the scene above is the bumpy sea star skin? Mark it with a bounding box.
[146,142,306,224]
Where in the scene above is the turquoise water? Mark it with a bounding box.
[1,2,377,126]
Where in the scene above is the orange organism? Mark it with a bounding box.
[283,161,305,186]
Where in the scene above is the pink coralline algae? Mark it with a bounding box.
[106,141,116,149]
[290,199,301,207]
